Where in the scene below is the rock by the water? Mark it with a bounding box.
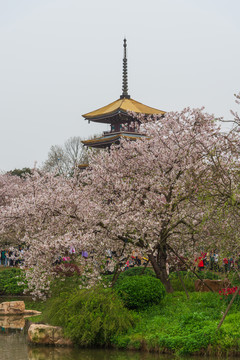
[195,279,231,292]
[28,324,72,346]
[0,301,42,316]
[0,301,25,314]
[24,309,42,316]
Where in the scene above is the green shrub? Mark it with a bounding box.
[42,287,135,346]
[169,274,195,292]
[118,267,156,279]
[115,275,166,310]
[0,268,27,295]
[50,273,86,298]
[228,272,240,287]
[102,266,156,287]
[197,270,220,280]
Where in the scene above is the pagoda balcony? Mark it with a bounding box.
[103,128,138,135]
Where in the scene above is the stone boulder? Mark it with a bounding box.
[195,279,231,292]
[0,301,25,315]
[28,324,72,346]
[24,309,42,316]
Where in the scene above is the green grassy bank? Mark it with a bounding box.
[25,269,240,356]
[1,267,240,355]
[112,291,240,356]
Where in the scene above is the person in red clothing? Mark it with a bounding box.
[223,257,228,273]
[198,256,204,271]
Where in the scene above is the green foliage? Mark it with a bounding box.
[28,279,240,355]
[114,275,166,310]
[7,167,32,178]
[42,287,135,346]
[0,268,27,295]
[197,270,220,280]
[114,291,240,355]
[228,271,240,287]
[102,266,156,287]
[118,267,156,280]
[169,270,220,292]
[50,274,85,297]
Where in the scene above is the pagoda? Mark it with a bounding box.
[82,39,165,149]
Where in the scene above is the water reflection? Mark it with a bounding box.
[0,327,28,360]
[0,317,175,360]
[0,315,25,330]
[28,348,174,360]
[0,318,175,360]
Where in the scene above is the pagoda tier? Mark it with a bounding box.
[82,131,147,149]
[81,39,166,149]
[82,97,165,123]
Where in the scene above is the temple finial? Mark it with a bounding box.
[120,38,130,99]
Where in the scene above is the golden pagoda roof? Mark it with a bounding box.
[82,97,165,121]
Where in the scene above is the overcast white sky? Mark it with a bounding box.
[1,0,240,171]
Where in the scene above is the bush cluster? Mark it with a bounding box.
[114,275,166,310]
[42,287,135,346]
[219,286,240,305]
[0,268,27,295]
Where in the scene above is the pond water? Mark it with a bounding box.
[0,321,174,360]
[0,316,233,360]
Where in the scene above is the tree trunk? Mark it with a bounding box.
[111,262,121,287]
[148,245,173,293]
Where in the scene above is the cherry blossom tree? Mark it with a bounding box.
[83,108,227,292]
[198,92,240,257]
[0,171,94,298]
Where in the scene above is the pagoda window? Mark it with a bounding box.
[129,122,135,132]
[115,123,120,132]
[111,124,115,132]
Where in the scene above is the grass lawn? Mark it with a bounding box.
[113,291,240,355]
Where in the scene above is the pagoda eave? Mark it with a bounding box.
[82,132,147,149]
[84,110,132,124]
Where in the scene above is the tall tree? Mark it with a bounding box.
[83,108,225,291]
[43,136,88,175]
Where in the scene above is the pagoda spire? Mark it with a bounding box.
[120,38,130,99]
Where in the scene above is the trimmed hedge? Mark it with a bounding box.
[115,275,166,310]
